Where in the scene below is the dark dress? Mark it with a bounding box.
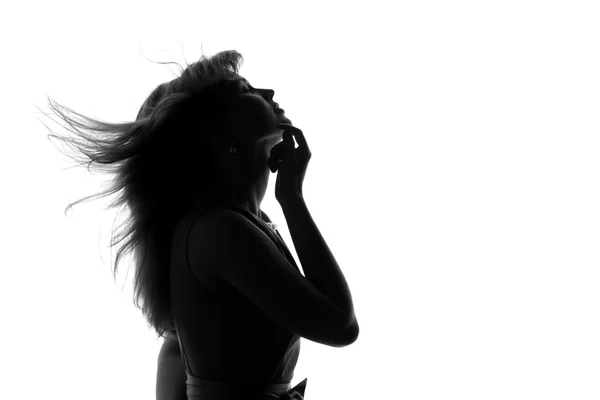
[169,204,308,400]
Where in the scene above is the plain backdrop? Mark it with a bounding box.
[3,1,600,399]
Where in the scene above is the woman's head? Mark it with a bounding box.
[41,49,287,339]
[137,53,292,204]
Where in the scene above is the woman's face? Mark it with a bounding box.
[223,77,292,141]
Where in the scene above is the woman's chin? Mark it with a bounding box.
[276,114,292,125]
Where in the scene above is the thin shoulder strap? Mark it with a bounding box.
[172,321,193,379]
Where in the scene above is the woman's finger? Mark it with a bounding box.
[276,123,309,152]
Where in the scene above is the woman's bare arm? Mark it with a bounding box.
[156,334,187,400]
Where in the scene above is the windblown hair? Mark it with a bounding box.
[39,50,244,339]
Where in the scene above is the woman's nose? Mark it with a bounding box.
[261,89,275,102]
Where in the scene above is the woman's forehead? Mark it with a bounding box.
[232,76,249,85]
[216,77,248,94]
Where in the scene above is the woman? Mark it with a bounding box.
[43,50,359,400]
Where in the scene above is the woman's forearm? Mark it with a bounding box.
[280,195,356,322]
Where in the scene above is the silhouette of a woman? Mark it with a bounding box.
[42,50,358,400]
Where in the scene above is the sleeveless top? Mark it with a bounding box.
[169,204,308,399]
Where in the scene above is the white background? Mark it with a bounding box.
[3,1,600,399]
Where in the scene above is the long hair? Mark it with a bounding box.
[38,49,244,339]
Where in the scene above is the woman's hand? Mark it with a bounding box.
[268,123,311,203]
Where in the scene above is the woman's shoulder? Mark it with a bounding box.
[179,206,234,227]
[179,205,273,234]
